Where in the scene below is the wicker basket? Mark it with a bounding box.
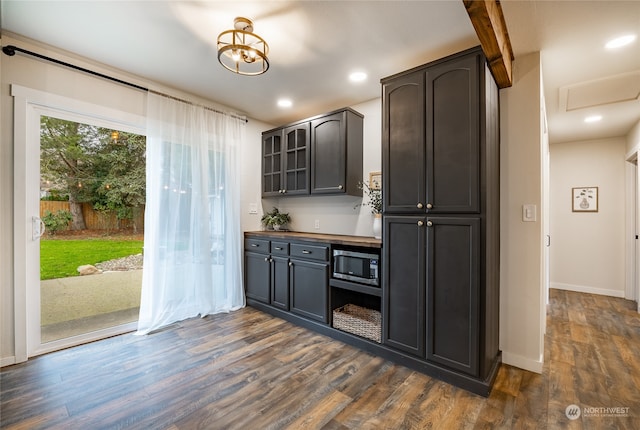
[332,304,381,343]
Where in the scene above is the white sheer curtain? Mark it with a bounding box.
[136,92,245,335]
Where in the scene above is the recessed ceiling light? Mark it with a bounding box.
[277,99,292,108]
[349,72,367,83]
[605,34,636,49]
[584,115,602,123]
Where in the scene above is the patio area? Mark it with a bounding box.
[41,270,142,343]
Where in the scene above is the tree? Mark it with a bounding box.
[91,130,146,232]
[40,116,100,230]
[40,117,146,232]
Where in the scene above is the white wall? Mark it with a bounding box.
[251,98,382,237]
[550,138,627,297]
[499,52,545,373]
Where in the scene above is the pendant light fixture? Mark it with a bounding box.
[217,17,269,76]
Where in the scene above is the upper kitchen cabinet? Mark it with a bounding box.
[262,123,310,197]
[262,129,284,197]
[382,48,483,214]
[283,123,311,196]
[262,108,363,198]
[310,109,363,196]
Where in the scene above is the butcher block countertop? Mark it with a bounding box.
[244,231,381,248]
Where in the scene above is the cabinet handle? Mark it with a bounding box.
[426,203,433,209]
[274,247,283,250]
[417,203,423,209]
[282,189,287,194]
[338,185,344,190]
[251,244,259,247]
[417,220,424,226]
[427,220,433,227]
[302,250,311,254]
[264,257,269,262]
[288,262,293,267]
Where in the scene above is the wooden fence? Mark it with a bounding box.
[40,201,145,231]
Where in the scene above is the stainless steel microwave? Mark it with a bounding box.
[332,249,380,286]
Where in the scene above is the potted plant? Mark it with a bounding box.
[355,181,382,214]
[355,181,382,239]
[261,207,292,231]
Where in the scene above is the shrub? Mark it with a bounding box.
[42,210,73,234]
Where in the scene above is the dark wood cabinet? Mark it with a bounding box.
[382,215,425,357]
[382,70,425,213]
[290,258,329,323]
[262,108,363,198]
[262,124,310,197]
[271,255,290,310]
[244,251,271,304]
[262,130,283,197]
[310,109,363,196]
[382,49,480,214]
[283,123,310,196]
[381,47,500,387]
[426,217,480,375]
[426,55,480,214]
[244,238,290,310]
[245,47,500,397]
[244,236,330,323]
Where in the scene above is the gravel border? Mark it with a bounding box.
[95,254,143,272]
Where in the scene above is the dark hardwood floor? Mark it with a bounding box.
[1,289,639,429]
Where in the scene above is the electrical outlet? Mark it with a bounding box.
[314,219,320,229]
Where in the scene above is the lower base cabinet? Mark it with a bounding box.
[244,251,270,303]
[271,256,290,310]
[383,216,481,377]
[426,217,480,376]
[289,258,329,323]
[382,216,425,357]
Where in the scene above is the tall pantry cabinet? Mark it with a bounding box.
[381,47,501,392]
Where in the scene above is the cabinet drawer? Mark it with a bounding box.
[271,241,289,256]
[245,238,270,253]
[290,243,329,262]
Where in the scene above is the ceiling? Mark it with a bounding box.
[1,1,639,144]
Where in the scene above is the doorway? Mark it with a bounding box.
[12,85,146,360]
[39,116,145,344]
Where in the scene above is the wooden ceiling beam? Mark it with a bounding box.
[463,0,515,88]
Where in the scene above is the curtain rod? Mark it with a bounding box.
[1,44,248,123]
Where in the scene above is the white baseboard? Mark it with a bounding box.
[551,282,625,298]
[1,356,16,368]
[501,351,543,374]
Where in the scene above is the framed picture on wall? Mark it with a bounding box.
[572,187,598,212]
[369,171,381,190]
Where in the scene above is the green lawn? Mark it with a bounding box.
[40,239,144,280]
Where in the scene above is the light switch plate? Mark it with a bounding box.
[522,204,537,222]
[248,203,258,214]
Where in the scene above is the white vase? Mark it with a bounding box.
[373,214,382,239]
